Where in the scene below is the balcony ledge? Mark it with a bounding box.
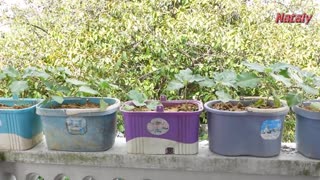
[0,138,319,177]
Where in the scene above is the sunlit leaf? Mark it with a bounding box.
[52,95,64,104]
[79,86,99,95]
[237,72,260,88]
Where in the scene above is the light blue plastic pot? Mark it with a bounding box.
[36,97,120,152]
[0,98,42,150]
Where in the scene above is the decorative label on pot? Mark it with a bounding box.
[260,119,281,140]
[66,117,87,135]
[147,118,169,136]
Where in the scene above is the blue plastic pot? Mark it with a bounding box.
[0,98,42,150]
[36,97,120,152]
[293,100,320,159]
[204,99,289,157]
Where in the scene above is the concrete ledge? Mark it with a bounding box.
[0,138,320,177]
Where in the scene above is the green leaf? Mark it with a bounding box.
[3,66,19,78]
[254,98,265,107]
[123,104,135,111]
[146,101,160,110]
[288,69,303,84]
[279,69,290,78]
[310,102,320,111]
[0,73,5,80]
[9,81,28,94]
[214,70,237,87]
[314,77,320,88]
[166,80,184,91]
[270,73,292,87]
[192,74,205,82]
[199,77,215,87]
[298,83,318,95]
[66,78,87,86]
[174,68,194,83]
[99,80,109,89]
[242,61,265,72]
[52,95,64,104]
[215,90,232,102]
[269,63,291,72]
[128,90,147,106]
[237,72,260,88]
[23,68,50,79]
[79,86,99,95]
[99,99,108,111]
[273,96,281,108]
[285,92,302,107]
[56,85,71,94]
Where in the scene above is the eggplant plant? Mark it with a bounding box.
[198,70,239,102]
[41,67,109,110]
[166,68,204,99]
[123,90,160,111]
[199,61,319,109]
[0,66,49,100]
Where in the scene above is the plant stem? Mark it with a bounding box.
[184,83,188,100]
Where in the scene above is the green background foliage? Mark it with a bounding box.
[1,0,319,142]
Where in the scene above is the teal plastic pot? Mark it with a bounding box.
[36,97,120,152]
[204,99,289,157]
[293,100,320,159]
[0,98,42,150]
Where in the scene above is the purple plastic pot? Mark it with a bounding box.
[120,95,203,154]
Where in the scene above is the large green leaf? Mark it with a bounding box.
[288,69,303,84]
[146,101,160,110]
[9,81,28,94]
[270,73,292,87]
[174,68,194,83]
[128,90,147,106]
[199,77,215,88]
[52,95,64,104]
[215,90,232,102]
[242,61,265,72]
[0,73,5,80]
[99,99,108,111]
[79,86,99,95]
[23,68,50,79]
[192,74,205,82]
[237,72,260,88]
[269,63,291,72]
[3,66,19,78]
[66,78,87,86]
[298,83,318,95]
[214,70,237,87]
[166,80,184,91]
[285,92,302,107]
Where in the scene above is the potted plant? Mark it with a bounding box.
[289,68,320,159]
[120,69,203,154]
[36,67,120,152]
[202,62,294,157]
[0,66,46,150]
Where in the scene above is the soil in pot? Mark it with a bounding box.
[0,103,32,109]
[53,102,101,109]
[300,105,320,112]
[212,101,279,111]
[130,103,198,112]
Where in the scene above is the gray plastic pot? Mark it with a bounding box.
[204,98,289,157]
[293,100,320,159]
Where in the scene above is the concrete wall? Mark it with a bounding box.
[0,139,320,180]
